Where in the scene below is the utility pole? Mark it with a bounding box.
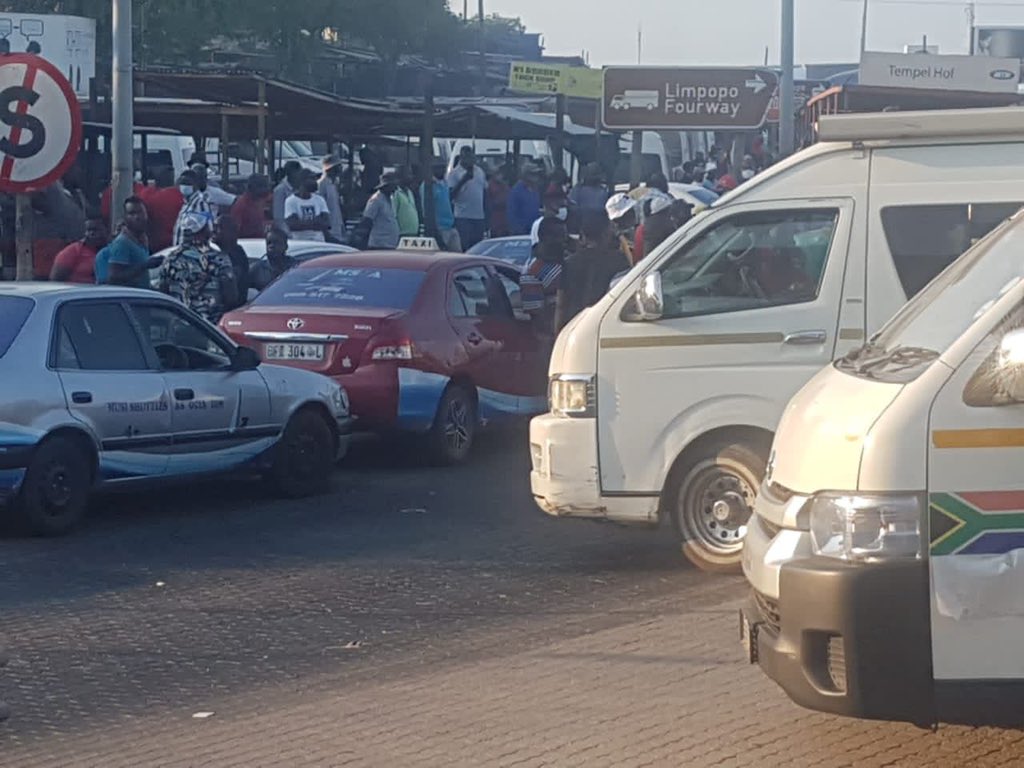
[478,0,486,96]
[860,0,869,58]
[111,0,134,230]
[779,0,795,157]
[967,1,977,52]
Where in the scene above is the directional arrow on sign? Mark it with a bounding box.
[745,75,768,94]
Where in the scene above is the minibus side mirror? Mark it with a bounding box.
[998,328,1024,403]
[622,272,664,322]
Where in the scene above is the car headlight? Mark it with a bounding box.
[548,374,595,417]
[330,385,350,417]
[809,493,923,561]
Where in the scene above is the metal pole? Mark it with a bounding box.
[630,131,644,187]
[779,0,795,157]
[553,93,566,170]
[220,113,230,188]
[15,194,33,281]
[420,82,437,242]
[257,80,267,175]
[478,0,486,96]
[859,0,869,57]
[111,0,134,231]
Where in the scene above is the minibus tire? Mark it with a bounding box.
[15,436,92,536]
[669,438,767,573]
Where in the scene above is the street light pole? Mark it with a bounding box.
[478,0,486,96]
[779,0,795,156]
[111,0,134,230]
[860,0,869,57]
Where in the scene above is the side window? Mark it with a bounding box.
[56,302,149,371]
[451,268,492,318]
[881,203,1023,300]
[656,208,839,320]
[128,303,232,371]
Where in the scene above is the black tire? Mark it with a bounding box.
[427,384,476,465]
[270,409,335,498]
[15,436,92,536]
[666,437,769,573]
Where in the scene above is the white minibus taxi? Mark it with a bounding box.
[530,107,1024,571]
[742,207,1024,726]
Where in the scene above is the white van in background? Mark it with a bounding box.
[529,108,1024,572]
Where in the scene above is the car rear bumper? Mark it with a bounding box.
[529,414,658,525]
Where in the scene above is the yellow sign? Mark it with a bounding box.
[508,63,603,100]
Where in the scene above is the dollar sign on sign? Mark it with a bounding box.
[0,85,46,160]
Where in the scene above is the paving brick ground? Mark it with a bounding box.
[0,434,1022,767]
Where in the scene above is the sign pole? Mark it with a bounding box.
[630,131,643,187]
[15,194,33,281]
[780,0,796,156]
[553,94,566,170]
[111,0,134,229]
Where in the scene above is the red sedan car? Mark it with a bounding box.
[220,251,548,463]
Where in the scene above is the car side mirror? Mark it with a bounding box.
[231,345,261,371]
[622,272,664,322]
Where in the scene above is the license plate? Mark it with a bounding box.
[740,610,758,664]
[264,343,324,361]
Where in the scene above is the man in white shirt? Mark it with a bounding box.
[172,169,213,246]
[446,146,488,250]
[318,155,346,243]
[284,172,330,242]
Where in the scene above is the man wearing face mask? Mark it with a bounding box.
[172,169,213,246]
[740,154,758,182]
[521,216,569,340]
[529,186,569,248]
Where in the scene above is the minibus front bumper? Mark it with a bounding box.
[741,556,934,725]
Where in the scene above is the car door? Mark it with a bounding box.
[597,199,854,494]
[928,305,1024,683]
[489,264,547,412]
[125,300,276,476]
[448,265,504,382]
[53,300,172,481]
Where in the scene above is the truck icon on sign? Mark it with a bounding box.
[609,90,659,111]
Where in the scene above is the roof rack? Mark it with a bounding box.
[818,107,1024,142]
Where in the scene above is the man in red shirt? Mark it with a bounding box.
[230,174,271,239]
[49,214,108,284]
[140,167,185,252]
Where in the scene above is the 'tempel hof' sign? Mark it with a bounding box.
[859,51,1021,93]
[508,63,603,100]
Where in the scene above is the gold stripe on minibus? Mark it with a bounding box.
[932,429,1024,449]
[600,332,785,350]
[839,328,865,341]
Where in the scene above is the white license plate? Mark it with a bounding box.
[264,343,324,361]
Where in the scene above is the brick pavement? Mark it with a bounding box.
[3,589,1024,767]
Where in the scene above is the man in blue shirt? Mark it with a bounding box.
[507,166,542,236]
[421,163,461,252]
[95,196,160,288]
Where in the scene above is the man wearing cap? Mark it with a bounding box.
[360,172,401,250]
[318,156,346,243]
[605,193,639,266]
[159,213,237,323]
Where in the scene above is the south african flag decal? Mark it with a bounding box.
[930,492,1024,556]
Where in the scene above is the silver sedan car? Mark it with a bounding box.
[0,283,352,536]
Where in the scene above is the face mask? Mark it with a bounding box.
[180,185,194,197]
[556,207,568,221]
[741,169,755,180]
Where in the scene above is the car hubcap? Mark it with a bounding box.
[41,462,72,513]
[683,466,756,555]
[444,400,470,453]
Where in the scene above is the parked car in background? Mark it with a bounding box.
[220,251,548,464]
[0,284,351,536]
[467,236,533,269]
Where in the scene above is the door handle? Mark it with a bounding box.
[783,330,827,346]
[174,388,195,401]
[466,332,483,346]
[71,391,92,404]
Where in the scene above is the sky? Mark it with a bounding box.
[479,0,1024,67]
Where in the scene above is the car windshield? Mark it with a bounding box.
[468,239,533,267]
[0,296,33,358]
[839,210,1024,382]
[253,266,426,310]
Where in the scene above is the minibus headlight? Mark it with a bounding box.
[549,375,595,417]
[809,493,923,561]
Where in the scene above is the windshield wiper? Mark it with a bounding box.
[854,345,939,374]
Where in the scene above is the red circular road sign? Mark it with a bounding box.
[0,53,83,194]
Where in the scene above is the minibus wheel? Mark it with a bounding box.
[668,438,768,573]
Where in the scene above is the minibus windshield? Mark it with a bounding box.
[841,209,1024,381]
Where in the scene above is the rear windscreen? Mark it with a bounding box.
[254,267,426,310]
[0,296,33,358]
